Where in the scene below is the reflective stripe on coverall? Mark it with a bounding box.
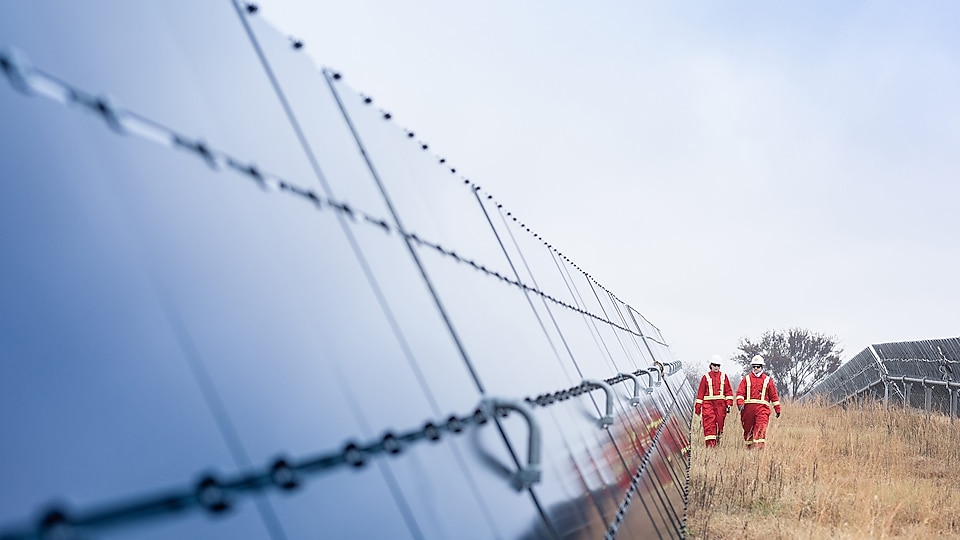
[694,371,734,447]
[735,373,781,449]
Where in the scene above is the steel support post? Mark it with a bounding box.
[951,388,958,424]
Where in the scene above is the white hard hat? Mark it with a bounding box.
[750,355,765,366]
[710,354,723,366]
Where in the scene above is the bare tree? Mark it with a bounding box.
[734,328,842,398]
[682,362,701,391]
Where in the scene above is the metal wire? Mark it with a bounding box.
[0,47,647,340]
[604,406,673,540]
[0,366,679,540]
[522,369,659,408]
[0,407,494,540]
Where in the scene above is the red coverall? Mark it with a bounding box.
[694,370,733,447]
[735,372,781,449]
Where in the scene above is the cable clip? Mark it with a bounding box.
[480,398,541,491]
[582,379,615,428]
[617,372,642,406]
[635,369,656,394]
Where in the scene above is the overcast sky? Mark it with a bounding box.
[256,0,960,373]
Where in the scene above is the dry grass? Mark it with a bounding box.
[686,398,960,539]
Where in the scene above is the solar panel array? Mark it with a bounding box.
[806,337,960,418]
[0,2,694,539]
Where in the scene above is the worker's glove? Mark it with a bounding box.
[738,405,744,412]
[725,406,730,413]
[776,411,781,419]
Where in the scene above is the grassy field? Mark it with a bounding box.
[685,398,960,539]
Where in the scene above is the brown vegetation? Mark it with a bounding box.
[686,398,960,539]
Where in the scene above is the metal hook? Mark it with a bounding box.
[581,379,615,428]
[648,365,663,387]
[617,373,642,406]
[634,369,656,394]
[663,361,682,376]
[480,398,541,491]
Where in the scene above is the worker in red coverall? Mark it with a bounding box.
[736,355,782,450]
[694,354,734,448]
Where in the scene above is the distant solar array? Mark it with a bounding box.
[0,2,693,539]
[806,337,960,418]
